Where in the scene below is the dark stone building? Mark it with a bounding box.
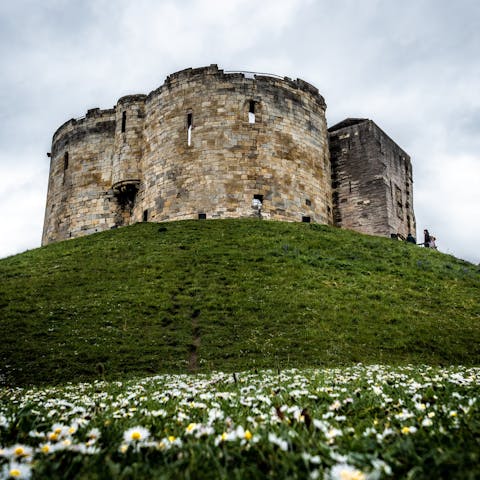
[329,118,415,239]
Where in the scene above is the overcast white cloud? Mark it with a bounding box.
[0,0,479,263]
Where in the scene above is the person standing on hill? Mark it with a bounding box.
[423,229,431,247]
[406,233,416,244]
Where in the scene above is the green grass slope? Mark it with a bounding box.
[1,219,478,386]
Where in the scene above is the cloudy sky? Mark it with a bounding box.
[0,0,479,263]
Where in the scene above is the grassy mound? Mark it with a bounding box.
[0,219,478,386]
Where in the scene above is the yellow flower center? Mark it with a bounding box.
[340,470,366,480]
[168,436,176,442]
[14,447,24,456]
[221,432,228,441]
[401,426,410,434]
[41,445,50,453]
[131,431,142,440]
[186,423,196,432]
[9,469,21,478]
[244,430,253,441]
[49,433,59,441]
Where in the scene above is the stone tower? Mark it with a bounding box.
[42,65,416,246]
[328,118,416,239]
[42,65,332,245]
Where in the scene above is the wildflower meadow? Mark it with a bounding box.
[0,365,478,479]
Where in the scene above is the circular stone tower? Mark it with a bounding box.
[111,94,146,226]
[42,65,333,245]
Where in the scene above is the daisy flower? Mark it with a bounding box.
[2,461,32,479]
[123,426,150,444]
[327,463,366,480]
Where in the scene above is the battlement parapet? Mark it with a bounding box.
[146,65,325,109]
[52,108,116,154]
[117,94,147,105]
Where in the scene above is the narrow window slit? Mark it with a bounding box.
[143,209,148,222]
[64,152,69,170]
[187,112,193,146]
[305,199,311,206]
[121,111,126,132]
[248,100,256,124]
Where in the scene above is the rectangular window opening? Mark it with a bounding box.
[187,112,193,146]
[198,213,207,220]
[302,216,311,223]
[248,100,256,124]
[121,111,126,133]
[64,152,69,170]
[395,185,403,219]
[143,209,148,222]
[252,194,263,210]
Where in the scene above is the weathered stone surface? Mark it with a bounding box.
[42,66,415,246]
[42,65,332,244]
[328,118,416,239]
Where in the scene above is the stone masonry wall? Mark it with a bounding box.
[112,95,146,188]
[42,66,415,246]
[42,65,333,245]
[329,119,416,239]
[42,108,117,244]
[138,66,332,225]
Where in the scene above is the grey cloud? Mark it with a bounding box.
[0,0,478,263]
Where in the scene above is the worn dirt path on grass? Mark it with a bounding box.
[188,308,201,371]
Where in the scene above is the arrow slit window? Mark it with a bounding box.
[248,101,256,124]
[187,112,193,146]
